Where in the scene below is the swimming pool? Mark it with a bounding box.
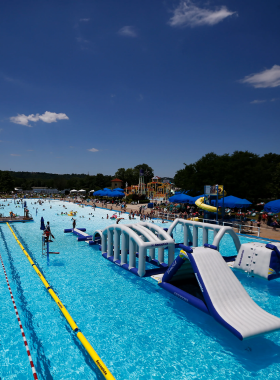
[1,199,280,379]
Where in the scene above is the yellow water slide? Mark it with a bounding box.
[195,197,217,212]
[195,186,226,213]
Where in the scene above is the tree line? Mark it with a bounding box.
[1,153,280,202]
[0,163,154,193]
[174,151,280,202]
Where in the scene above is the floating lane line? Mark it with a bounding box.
[6,223,115,380]
[0,253,38,380]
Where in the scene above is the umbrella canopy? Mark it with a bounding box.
[89,190,95,193]
[264,200,280,213]
[78,189,86,192]
[169,194,195,204]
[111,191,125,198]
[103,188,111,191]
[101,190,114,197]
[70,189,77,193]
[93,190,104,196]
[40,217,45,231]
[113,188,124,192]
[214,195,252,209]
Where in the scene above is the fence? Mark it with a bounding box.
[153,211,262,237]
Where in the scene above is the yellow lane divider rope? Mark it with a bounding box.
[6,223,115,380]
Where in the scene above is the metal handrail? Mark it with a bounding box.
[153,212,263,237]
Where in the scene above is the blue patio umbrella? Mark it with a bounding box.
[93,190,105,196]
[40,217,45,230]
[169,194,195,204]
[102,190,115,197]
[112,191,125,198]
[113,188,124,192]
[264,200,280,213]
[213,195,252,208]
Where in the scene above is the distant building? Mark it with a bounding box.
[31,187,59,194]
[111,178,123,189]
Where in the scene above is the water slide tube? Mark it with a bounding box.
[195,197,217,213]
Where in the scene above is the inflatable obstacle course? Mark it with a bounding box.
[233,242,280,280]
[63,218,280,339]
[99,222,175,277]
[159,245,280,340]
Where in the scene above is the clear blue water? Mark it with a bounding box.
[1,199,280,379]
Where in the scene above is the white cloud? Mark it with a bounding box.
[10,153,21,156]
[10,111,69,127]
[88,148,99,152]
[39,111,69,123]
[241,65,280,88]
[79,18,90,22]
[250,99,266,104]
[168,0,236,28]
[118,26,137,37]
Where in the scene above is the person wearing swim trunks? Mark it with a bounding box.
[45,222,55,242]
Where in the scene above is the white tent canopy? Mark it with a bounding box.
[89,190,95,193]
[78,189,86,192]
[70,189,77,193]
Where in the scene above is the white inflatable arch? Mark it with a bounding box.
[100,223,175,277]
[167,219,240,253]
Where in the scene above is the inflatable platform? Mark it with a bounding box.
[233,242,280,280]
[159,245,280,340]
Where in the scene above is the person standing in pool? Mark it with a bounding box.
[72,218,76,229]
[45,221,55,242]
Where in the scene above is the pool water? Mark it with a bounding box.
[1,199,280,379]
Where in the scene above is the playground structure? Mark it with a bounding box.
[146,176,173,201]
[63,218,280,339]
[128,175,173,201]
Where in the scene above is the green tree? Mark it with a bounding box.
[174,151,276,202]
[0,171,15,192]
[133,164,154,183]
[269,163,280,199]
[115,164,154,186]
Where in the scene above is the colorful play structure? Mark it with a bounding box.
[64,218,280,340]
[128,175,173,201]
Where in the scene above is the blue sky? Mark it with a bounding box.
[1,0,279,177]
